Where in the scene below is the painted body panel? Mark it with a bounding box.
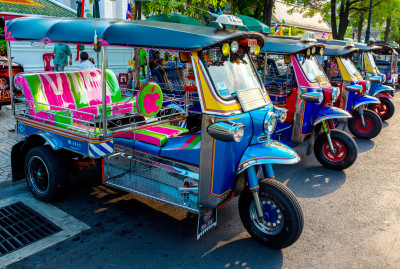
[353,95,380,109]
[237,139,299,174]
[290,54,320,88]
[314,107,352,125]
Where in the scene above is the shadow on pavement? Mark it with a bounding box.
[354,138,375,153]
[382,121,389,128]
[273,164,346,199]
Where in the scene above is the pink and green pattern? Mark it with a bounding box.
[136,82,163,117]
[115,124,188,147]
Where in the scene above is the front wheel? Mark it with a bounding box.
[369,98,395,121]
[348,109,382,139]
[238,178,303,249]
[314,129,358,170]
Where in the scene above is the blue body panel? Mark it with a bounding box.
[237,139,299,174]
[353,95,380,109]
[369,82,395,96]
[160,134,201,166]
[314,107,352,125]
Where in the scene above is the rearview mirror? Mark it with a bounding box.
[300,92,323,103]
[368,76,381,83]
[345,85,362,92]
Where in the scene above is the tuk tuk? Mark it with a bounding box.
[355,43,395,120]
[0,56,23,108]
[6,17,303,248]
[317,39,395,121]
[369,41,399,87]
[259,33,358,170]
[322,41,383,139]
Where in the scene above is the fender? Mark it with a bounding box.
[378,91,393,99]
[354,95,380,109]
[373,84,395,96]
[313,107,352,125]
[36,132,63,150]
[236,139,299,174]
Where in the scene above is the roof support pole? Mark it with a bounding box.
[6,41,14,116]
[101,46,108,136]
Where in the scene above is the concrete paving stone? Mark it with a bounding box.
[0,108,17,188]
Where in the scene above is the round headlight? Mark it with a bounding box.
[254,45,261,55]
[331,87,339,102]
[231,41,239,53]
[233,126,244,142]
[267,117,277,133]
[311,46,316,55]
[249,46,255,54]
[222,43,230,56]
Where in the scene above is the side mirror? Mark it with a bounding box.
[368,76,381,83]
[345,85,362,92]
[300,92,323,103]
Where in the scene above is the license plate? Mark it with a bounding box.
[248,39,257,47]
[197,208,217,240]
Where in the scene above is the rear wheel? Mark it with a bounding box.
[239,178,303,249]
[369,98,395,121]
[314,129,358,170]
[25,145,69,202]
[348,109,382,139]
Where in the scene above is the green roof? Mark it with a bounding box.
[0,0,76,17]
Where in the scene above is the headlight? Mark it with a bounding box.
[231,41,239,53]
[331,87,339,102]
[311,46,316,55]
[264,112,277,134]
[273,107,288,123]
[207,121,245,142]
[222,43,230,56]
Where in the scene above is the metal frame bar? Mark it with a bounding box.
[6,41,14,116]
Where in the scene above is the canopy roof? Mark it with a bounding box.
[370,41,398,55]
[6,17,265,51]
[322,44,358,57]
[0,0,75,18]
[236,15,270,33]
[316,39,380,52]
[146,13,203,27]
[261,35,323,54]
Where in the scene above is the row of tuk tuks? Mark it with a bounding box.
[3,16,397,249]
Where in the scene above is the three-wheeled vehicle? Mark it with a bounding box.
[318,38,396,121]
[355,43,396,120]
[322,41,383,139]
[0,56,23,108]
[369,41,399,87]
[258,33,358,170]
[6,17,303,248]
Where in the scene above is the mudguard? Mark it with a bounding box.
[378,92,393,99]
[36,132,63,150]
[236,139,299,174]
[354,95,380,109]
[373,84,395,96]
[313,107,352,125]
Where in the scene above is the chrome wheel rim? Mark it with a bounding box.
[28,156,49,194]
[250,198,284,235]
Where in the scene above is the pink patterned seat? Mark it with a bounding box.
[15,69,136,127]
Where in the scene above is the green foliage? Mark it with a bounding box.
[282,27,304,36]
[142,0,228,21]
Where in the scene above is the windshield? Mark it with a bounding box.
[366,52,377,69]
[296,54,326,82]
[202,49,270,108]
[341,57,360,78]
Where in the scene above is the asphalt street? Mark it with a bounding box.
[2,95,400,268]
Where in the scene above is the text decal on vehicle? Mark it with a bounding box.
[197,208,217,240]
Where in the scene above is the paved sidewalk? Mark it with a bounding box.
[0,106,17,188]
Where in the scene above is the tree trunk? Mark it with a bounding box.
[357,12,364,43]
[263,0,274,27]
[330,0,338,39]
[337,0,350,40]
[384,17,391,43]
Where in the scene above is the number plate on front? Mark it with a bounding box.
[248,39,257,47]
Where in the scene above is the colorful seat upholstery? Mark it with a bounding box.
[16,69,137,127]
[114,124,189,147]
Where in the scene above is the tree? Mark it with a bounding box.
[283,0,387,40]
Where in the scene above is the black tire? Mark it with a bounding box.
[24,145,69,202]
[348,109,382,139]
[314,129,358,170]
[368,98,395,121]
[238,178,303,249]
